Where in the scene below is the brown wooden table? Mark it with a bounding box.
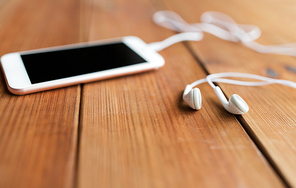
[1,0,296,187]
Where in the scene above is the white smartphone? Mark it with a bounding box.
[1,36,164,95]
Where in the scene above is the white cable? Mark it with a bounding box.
[151,10,296,56]
[190,78,273,88]
[150,12,296,95]
[148,32,202,51]
[205,72,296,89]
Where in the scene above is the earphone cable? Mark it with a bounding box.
[149,10,296,56]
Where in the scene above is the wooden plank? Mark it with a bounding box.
[77,0,285,187]
[0,0,81,187]
[160,0,296,186]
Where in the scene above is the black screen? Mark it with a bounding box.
[21,42,147,84]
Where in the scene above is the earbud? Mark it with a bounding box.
[213,86,249,114]
[183,72,296,115]
[183,85,202,110]
[183,84,248,114]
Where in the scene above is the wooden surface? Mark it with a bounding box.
[0,0,296,187]
[0,0,81,188]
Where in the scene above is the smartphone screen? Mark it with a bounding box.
[21,42,147,84]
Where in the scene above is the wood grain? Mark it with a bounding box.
[161,0,296,186]
[0,0,81,187]
[1,0,295,187]
[77,0,285,187]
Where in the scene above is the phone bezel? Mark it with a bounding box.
[1,36,165,95]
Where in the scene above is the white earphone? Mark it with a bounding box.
[149,12,296,114]
[183,72,296,114]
